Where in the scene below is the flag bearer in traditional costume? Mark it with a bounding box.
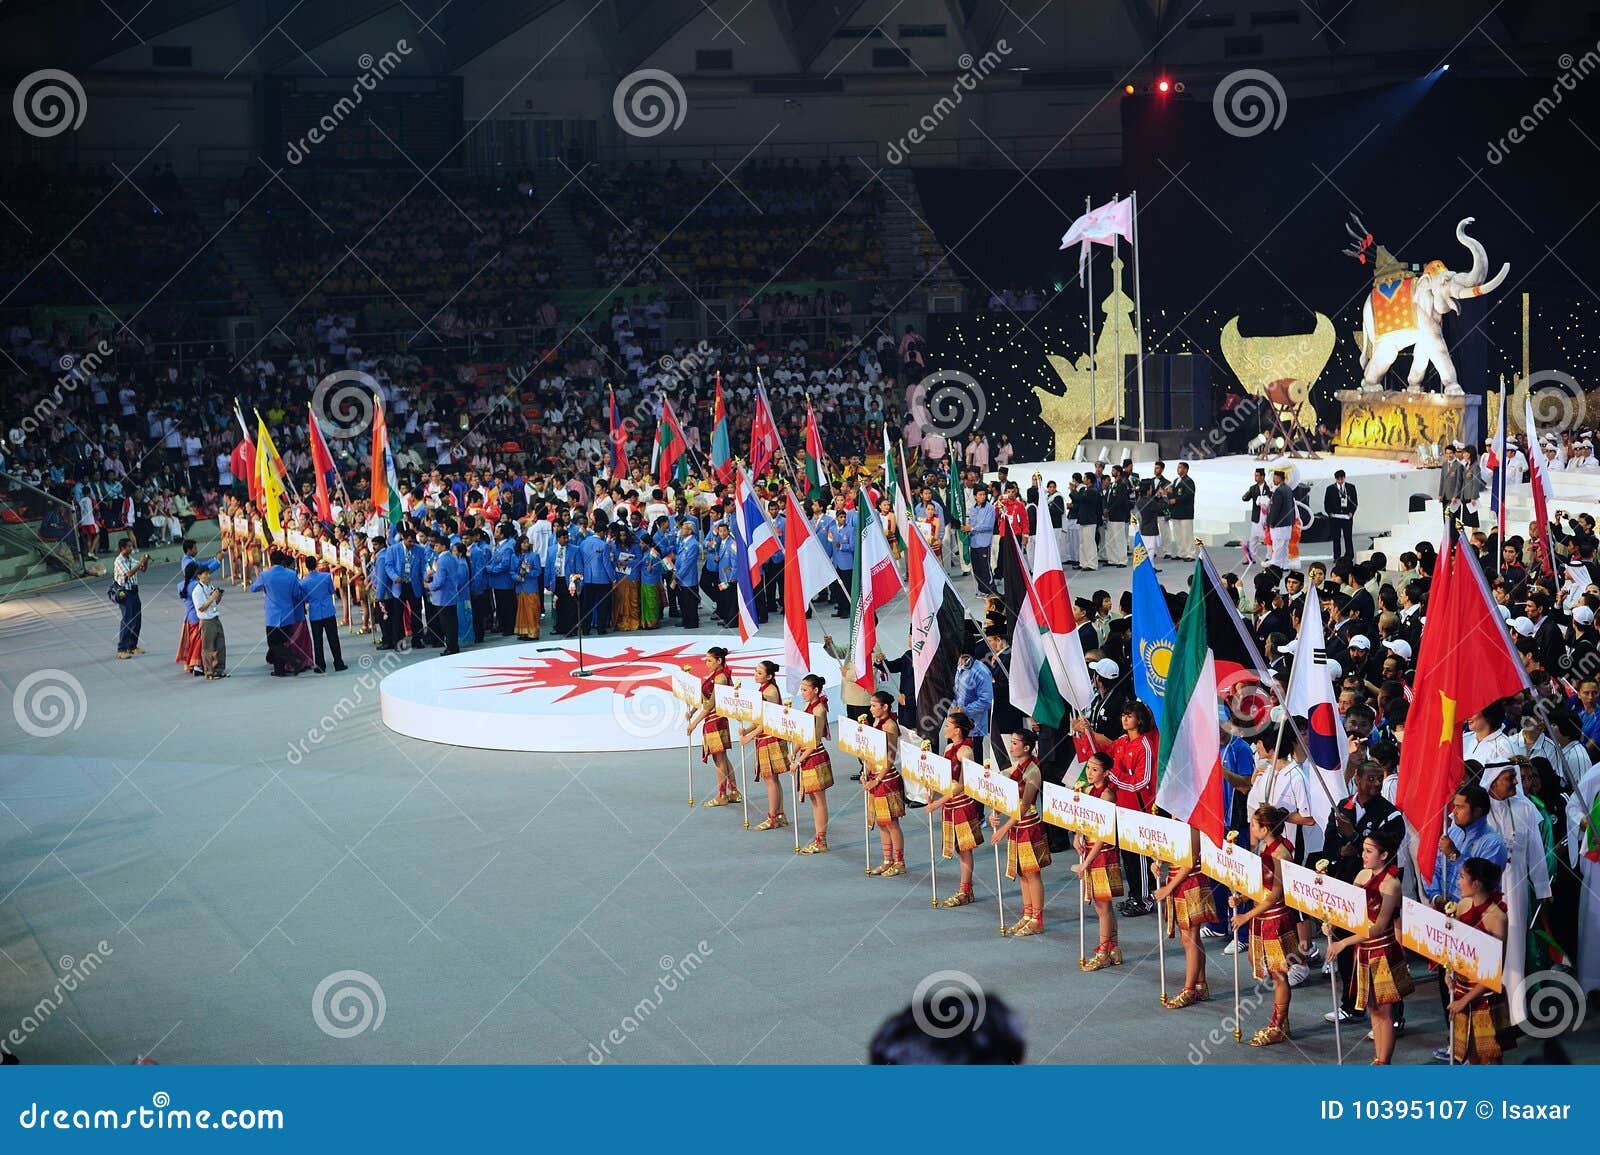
[1152,822,1214,1007]
[513,539,542,640]
[926,710,983,907]
[793,673,834,854]
[990,730,1048,936]
[1446,857,1515,1065]
[1072,751,1124,969]
[743,660,788,830]
[1231,804,1298,1045]
[863,691,907,876]
[686,646,741,807]
[1325,829,1412,1065]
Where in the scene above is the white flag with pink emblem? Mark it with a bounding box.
[1059,197,1134,284]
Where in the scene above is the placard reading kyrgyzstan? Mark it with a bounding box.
[670,669,702,705]
[1399,898,1505,992]
[1199,834,1270,903]
[713,682,763,724]
[1040,784,1116,840]
[962,759,1019,819]
[762,701,816,746]
[836,715,887,768]
[1115,808,1191,866]
[1279,860,1369,935]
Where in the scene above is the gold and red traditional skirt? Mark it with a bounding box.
[1450,976,1514,1064]
[798,747,833,796]
[1166,872,1219,937]
[1249,903,1301,979]
[514,592,542,639]
[868,770,906,827]
[1082,846,1124,902]
[1353,934,1414,1010]
[1005,818,1051,879]
[175,620,203,669]
[754,736,790,780]
[701,716,731,762]
[941,796,984,857]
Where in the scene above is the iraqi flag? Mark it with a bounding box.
[1153,558,1228,847]
[848,489,905,692]
[782,489,838,694]
[908,519,966,744]
[732,467,780,643]
[307,404,338,525]
[1283,590,1346,777]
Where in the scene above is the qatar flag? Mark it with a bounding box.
[1283,588,1348,804]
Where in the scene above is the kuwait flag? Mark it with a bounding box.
[848,489,905,692]
[1006,520,1092,727]
[1283,589,1346,779]
[908,516,967,744]
[1153,558,1228,846]
[710,375,734,484]
[369,393,403,527]
[307,404,338,525]
[654,398,691,491]
[782,489,838,694]
[801,400,827,502]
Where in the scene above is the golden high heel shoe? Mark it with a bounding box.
[866,861,891,876]
[1005,912,1032,935]
[881,861,906,877]
[1165,986,1199,1009]
[798,836,829,855]
[755,812,787,830]
[702,792,731,808]
[1249,1019,1291,1047]
[940,890,973,908]
[1010,916,1043,937]
[724,789,743,804]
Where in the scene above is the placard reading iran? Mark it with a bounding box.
[762,701,815,746]
[1279,860,1368,935]
[962,759,1019,819]
[713,682,763,724]
[1199,835,1270,903]
[1040,784,1116,840]
[1115,808,1191,866]
[837,715,887,768]
[1399,898,1505,992]
[670,669,702,705]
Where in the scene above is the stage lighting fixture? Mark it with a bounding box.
[1157,78,1170,93]
[1124,84,1135,94]
[1442,63,1451,71]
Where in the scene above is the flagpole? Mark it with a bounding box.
[1112,193,1122,447]
[1078,867,1087,968]
[738,715,750,829]
[686,720,695,809]
[925,745,938,906]
[1085,195,1097,450]
[1156,860,1169,1005]
[1131,189,1147,444]
[1317,860,1344,1065]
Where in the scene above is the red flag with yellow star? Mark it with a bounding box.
[1397,537,1529,884]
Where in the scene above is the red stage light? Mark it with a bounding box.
[1156,78,1171,93]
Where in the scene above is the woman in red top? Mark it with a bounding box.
[1151,822,1214,1008]
[926,710,983,907]
[793,674,834,854]
[1000,483,1029,545]
[1074,701,1159,914]
[1072,751,1123,970]
[863,691,907,876]
[1230,804,1298,1045]
[685,646,740,807]
[990,730,1049,937]
[1325,829,1412,1064]
[1446,857,1515,1064]
[741,660,788,831]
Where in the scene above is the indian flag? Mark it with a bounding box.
[370,394,403,527]
[1153,557,1227,845]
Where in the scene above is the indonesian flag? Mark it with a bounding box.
[1006,520,1092,726]
[307,404,338,525]
[782,489,838,694]
[882,424,910,549]
[1525,395,1556,578]
[908,518,967,744]
[654,398,690,491]
[801,400,827,503]
[710,375,734,484]
[733,467,780,643]
[607,386,627,479]
[848,489,904,692]
[1059,196,1134,284]
[1284,589,1347,777]
[370,393,403,527]
[749,380,782,481]
[232,399,258,505]
[1153,558,1228,847]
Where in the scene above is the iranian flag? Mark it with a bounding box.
[1006,520,1092,726]
[1153,558,1228,846]
[801,400,827,502]
[908,516,966,744]
[882,424,910,549]
[848,489,904,691]
[782,489,839,695]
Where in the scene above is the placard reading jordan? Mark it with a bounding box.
[379,635,841,754]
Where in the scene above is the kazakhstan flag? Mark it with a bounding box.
[1131,533,1176,717]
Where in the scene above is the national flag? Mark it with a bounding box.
[1130,533,1177,717]
[946,449,970,565]
[1025,503,1093,710]
[1488,383,1508,548]
[1006,521,1091,727]
[1283,590,1347,775]
[782,489,838,695]
[710,375,734,484]
[370,393,403,528]
[732,468,780,643]
[908,518,967,744]
[1525,395,1556,578]
[1198,548,1272,689]
[881,425,910,549]
[607,386,627,479]
[1397,536,1531,884]
[307,405,338,525]
[848,490,905,692]
[1058,196,1133,284]
[654,398,691,491]
[749,380,783,482]
[254,415,289,540]
[801,400,827,503]
[231,398,257,504]
[1154,558,1228,847]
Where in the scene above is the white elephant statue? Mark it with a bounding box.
[1353,217,1509,392]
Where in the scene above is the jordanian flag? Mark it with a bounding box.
[801,400,827,503]
[908,517,966,744]
[654,398,691,490]
[1153,558,1228,846]
[848,490,904,692]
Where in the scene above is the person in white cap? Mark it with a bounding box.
[1345,634,1372,682]
[1380,637,1412,663]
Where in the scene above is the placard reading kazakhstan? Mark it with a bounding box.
[1280,860,1368,935]
[1199,834,1270,903]
[1115,808,1190,865]
[962,759,1019,818]
[1040,784,1116,840]
[837,715,887,768]
[1400,898,1505,991]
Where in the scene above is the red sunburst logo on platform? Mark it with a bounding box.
[449,642,782,701]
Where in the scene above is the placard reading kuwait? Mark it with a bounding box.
[1279,860,1368,935]
[837,716,887,768]
[1115,808,1190,866]
[1400,898,1504,992]
[962,760,1019,819]
[1041,784,1116,840]
[1199,835,1270,903]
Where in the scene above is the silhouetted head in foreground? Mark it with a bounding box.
[868,985,1025,1065]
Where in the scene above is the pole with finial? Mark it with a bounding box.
[1445,901,1459,1066]
[1316,857,1343,1065]
[923,739,938,908]
[788,699,801,854]
[1227,830,1243,1041]
[990,760,1008,936]
[735,682,749,829]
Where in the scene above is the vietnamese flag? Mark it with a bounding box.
[1397,537,1530,884]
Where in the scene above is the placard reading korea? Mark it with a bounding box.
[1400,898,1505,992]
[1040,783,1116,840]
[837,715,887,768]
[962,759,1019,819]
[1115,808,1190,866]
[1199,834,1270,903]
[1279,860,1368,935]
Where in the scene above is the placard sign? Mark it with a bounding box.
[1040,784,1116,841]
[1199,835,1270,904]
[1280,860,1368,935]
[962,760,1019,820]
[1400,898,1504,992]
[1115,808,1191,867]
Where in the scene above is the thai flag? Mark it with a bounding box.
[733,468,780,642]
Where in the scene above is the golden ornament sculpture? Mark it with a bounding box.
[1034,257,1140,460]
[1219,314,1336,429]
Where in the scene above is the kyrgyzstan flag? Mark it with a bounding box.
[308,405,338,525]
[1397,536,1530,884]
[1153,558,1228,847]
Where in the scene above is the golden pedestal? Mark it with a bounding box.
[1334,389,1482,459]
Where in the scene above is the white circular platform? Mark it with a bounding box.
[379,633,843,753]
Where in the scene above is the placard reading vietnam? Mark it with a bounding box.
[1115,808,1190,866]
[1279,860,1368,935]
[1400,898,1505,992]
[1040,784,1116,840]
[962,759,1019,819]
[1199,834,1270,903]
[762,701,815,746]
[713,682,762,724]
[837,715,887,768]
